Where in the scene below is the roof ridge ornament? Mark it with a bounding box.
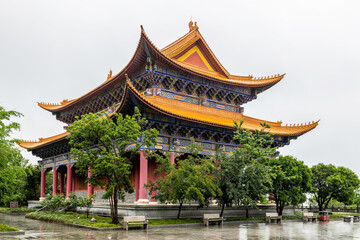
[188,21,199,32]
[107,69,112,80]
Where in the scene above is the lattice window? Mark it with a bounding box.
[196,85,207,97]
[206,88,216,99]
[162,77,172,89]
[225,93,235,104]
[185,82,197,94]
[174,80,186,92]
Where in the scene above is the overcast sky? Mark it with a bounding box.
[1,0,359,176]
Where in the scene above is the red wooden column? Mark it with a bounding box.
[66,164,72,198]
[170,151,175,165]
[40,169,46,200]
[138,149,149,203]
[59,172,65,195]
[135,159,139,202]
[72,168,76,193]
[52,167,58,195]
[149,158,157,203]
[87,168,94,197]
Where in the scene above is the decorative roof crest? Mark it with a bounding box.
[107,69,113,80]
[188,21,199,32]
[60,99,69,105]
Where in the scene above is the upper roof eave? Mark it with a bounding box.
[141,27,285,87]
[38,24,284,113]
[126,79,319,137]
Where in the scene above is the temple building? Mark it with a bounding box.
[19,22,318,203]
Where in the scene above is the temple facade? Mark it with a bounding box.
[19,22,318,203]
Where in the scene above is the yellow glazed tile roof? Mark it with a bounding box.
[19,96,126,150]
[19,79,318,150]
[18,132,69,150]
[38,23,284,112]
[127,80,319,137]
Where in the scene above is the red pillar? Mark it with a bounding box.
[40,169,46,199]
[72,168,76,192]
[66,164,72,198]
[135,159,139,202]
[87,168,94,197]
[59,172,64,195]
[170,151,175,165]
[52,167,58,195]
[149,158,157,203]
[138,149,149,203]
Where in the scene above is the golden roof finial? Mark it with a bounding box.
[60,99,69,105]
[189,20,194,31]
[107,69,113,80]
[188,20,199,32]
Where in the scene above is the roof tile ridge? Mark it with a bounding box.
[163,34,200,58]
[194,30,230,77]
[161,29,197,52]
[17,131,69,146]
[37,99,76,108]
[284,120,320,129]
[251,73,286,81]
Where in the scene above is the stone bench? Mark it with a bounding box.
[302,212,317,223]
[122,216,148,230]
[265,212,282,224]
[344,216,354,222]
[203,214,224,226]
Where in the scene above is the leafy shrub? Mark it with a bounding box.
[0,223,19,232]
[41,194,65,211]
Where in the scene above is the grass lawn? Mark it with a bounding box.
[0,207,36,214]
[331,212,360,218]
[0,223,19,232]
[26,211,310,229]
[26,211,122,228]
[27,210,355,229]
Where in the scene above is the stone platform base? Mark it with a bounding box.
[77,203,295,219]
[28,200,295,219]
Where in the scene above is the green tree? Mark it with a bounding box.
[354,189,360,213]
[24,164,41,200]
[217,121,274,217]
[0,106,27,206]
[147,140,221,219]
[0,106,23,143]
[67,107,158,224]
[262,155,312,216]
[311,163,360,211]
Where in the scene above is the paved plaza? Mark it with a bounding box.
[1,213,360,239]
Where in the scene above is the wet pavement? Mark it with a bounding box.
[1,213,360,239]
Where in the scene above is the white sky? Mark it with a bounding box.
[1,0,359,176]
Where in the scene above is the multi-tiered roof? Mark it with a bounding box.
[19,22,318,155]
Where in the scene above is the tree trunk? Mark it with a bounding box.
[112,189,119,224]
[278,204,284,216]
[245,207,249,219]
[177,202,183,219]
[275,199,280,215]
[220,203,225,217]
